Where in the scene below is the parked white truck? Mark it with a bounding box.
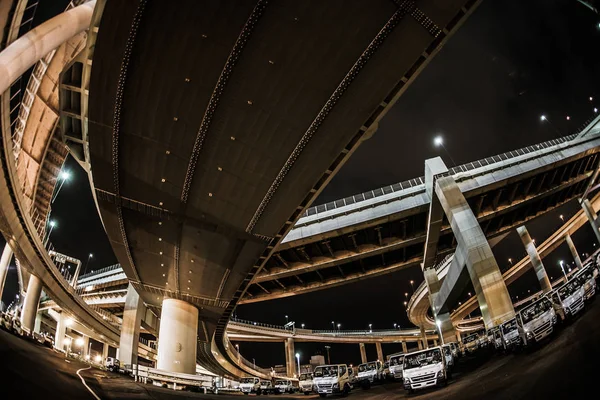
[499,317,521,350]
[516,296,557,346]
[402,347,448,394]
[550,280,585,321]
[239,377,261,395]
[313,364,352,397]
[357,360,384,388]
[574,264,597,301]
[299,372,314,395]
[388,353,405,380]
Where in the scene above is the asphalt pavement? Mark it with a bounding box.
[1,296,599,399]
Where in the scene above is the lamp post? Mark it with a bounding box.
[324,346,331,364]
[559,260,567,281]
[337,323,341,332]
[433,135,457,166]
[295,353,300,376]
[540,115,561,137]
[331,321,335,330]
[285,315,289,324]
[410,280,414,294]
[51,170,71,203]
[43,219,57,247]
[83,253,93,275]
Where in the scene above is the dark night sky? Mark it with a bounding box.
[3,0,600,368]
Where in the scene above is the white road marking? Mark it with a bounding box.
[76,366,102,400]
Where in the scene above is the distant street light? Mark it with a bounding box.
[331,321,335,330]
[508,258,513,265]
[51,170,71,203]
[403,301,407,307]
[595,108,598,113]
[559,214,564,222]
[285,315,289,324]
[337,323,341,331]
[43,219,57,247]
[566,116,570,121]
[83,253,93,275]
[410,280,414,294]
[301,323,305,329]
[404,292,408,298]
[295,353,300,375]
[433,135,457,166]
[324,345,331,364]
[468,292,472,297]
[559,260,567,280]
[368,323,372,332]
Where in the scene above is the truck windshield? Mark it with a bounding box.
[404,349,442,369]
[241,378,256,384]
[520,298,552,323]
[501,318,518,334]
[558,281,580,299]
[314,366,338,377]
[275,380,288,385]
[299,374,311,381]
[577,268,593,282]
[389,355,404,366]
[464,334,478,343]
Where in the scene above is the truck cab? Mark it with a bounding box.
[517,296,556,346]
[550,280,585,321]
[574,265,597,301]
[462,333,480,354]
[441,344,455,371]
[299,373,314,395]
[486,326,503,350]
[499,317,521,350]
[239,377,260,395]
[357,360,383,388]
[105,357,120,372]
[274,378,295,394]
[313,364,352,397]
[402,347,448,394]
[388,354,405,380]
[259,380,273,394]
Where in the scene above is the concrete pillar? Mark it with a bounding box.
[517,226,552,293]
[70,260,82,288]
[119,284,143,368]
[582,198,600,245]
[420,326,429,349]
[418,340,423,350]
[0,1,95,94]
[359,343,367,364]
[21,274,42,333]
[375,342,384,362]
[82,335,90,359]
[0,243,13,301]
[102,342,109,364]
[285,338,296,377]
[157,298,198,374]
[424,267,458,343]
[565,234,583,270]
[34,311,42,333]
[54,312,66,351]
[401,341,408,354]
[456,331,461,343]
[434,339,438,347]
[435,174,515,328]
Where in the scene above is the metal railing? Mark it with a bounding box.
[78,264,122,280]
[300,114,599,220]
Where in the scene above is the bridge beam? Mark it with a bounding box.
[565,233,583,270]
[359,343,367,364]
[433,161,515,329]
[582,198,600,244]
[119,284,143,368]
[375,342,384,362]
[21,273,42,333]
[285,338,296,378]
[157,298,198,374]
[517,226,552,293]
[0,243,13,300]
[424,267,457,343]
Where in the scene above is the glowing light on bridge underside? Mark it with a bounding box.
[434,136,443,146]
[49,220,56,228]
[59,170,71,181]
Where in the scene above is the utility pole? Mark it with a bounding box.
[324,345,331,364]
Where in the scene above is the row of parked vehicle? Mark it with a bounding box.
[465,261,598,354]
[0,310,55,348]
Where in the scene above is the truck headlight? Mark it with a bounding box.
[332,383,339,389]
[404,378,411,383]
[436,370,445,378]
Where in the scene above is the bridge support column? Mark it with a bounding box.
[119,284,143,369]
[0,243,13,299]
[285,338,296,377]
[54,311,67,351]
[424,267,458,343]
[157,298,198,374]
[102,342,109,364]
[582,198,600,245]
[434,339,438,346]
[565,234,583,270]
[435,173,515,329]
[517,226,552,293]
[359,343,367,364]
[401,341,408,353]
[34,311,42,333]
[375,342,384,362]
[21,274,42,334]
[420,326,428,349]
[82,335,90,359]
[418,341,423,350]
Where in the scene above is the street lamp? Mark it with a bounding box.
[368,323,372,333]
[83,253,93,275]
[559,260,567,281]
[331,321,335,330]
[324,345,331,364]
[404,292,408,299]
[44,219,57,247]
[433,135,456,166]
[337,323,341,331]
[540,114,561,136]
[51,170,71,203]
[301,323,305,329]
[559,214,564,222]
[435,319,445,345]
[410,280,414,294]
[285,315,289,324]
[508,258,513,265]
[295,353,300,375]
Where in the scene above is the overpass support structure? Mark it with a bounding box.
[419,326,428,350]
[21,273,42,333]
[582,198,600,244]
[565,233,583,270]
[359,343,367,364]
[517,226,552,293]
[401,341,408,354]
[375,342,384,362]
[421,158,458,343]
[119,284,143,368]
[430,157,515,329]
[157,299,198,375]
[285,338,296,378]
[0,243,13,299]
